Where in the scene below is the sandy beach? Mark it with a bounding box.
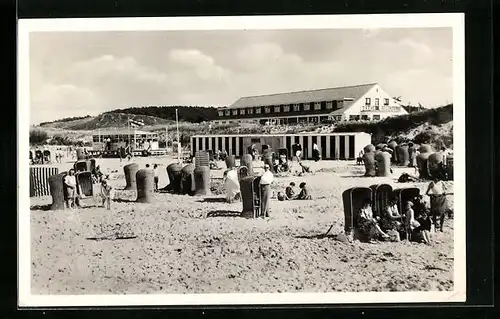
[30,156,454,294]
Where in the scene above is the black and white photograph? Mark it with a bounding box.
[18,14,466,306]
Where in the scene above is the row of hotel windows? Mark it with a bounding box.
[351,114,380,121]
[213,113,386,125]
[214,116,337,125]
[218,100,341,117]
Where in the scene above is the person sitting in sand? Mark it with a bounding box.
[100,179,113,210]
[209,160,219,169]
[296,182,312,200]
[298,162,313,176]
[357,198,390,243]
[277,191,287,201]
[413,209,432,245]
[285,182,296,200]
[397,172,419,183]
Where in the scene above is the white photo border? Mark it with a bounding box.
[18,13,466,307]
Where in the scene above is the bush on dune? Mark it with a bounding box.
[48,134,86,147]
[29,128,49,145]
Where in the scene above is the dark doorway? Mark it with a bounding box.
[348,135,355,160]
[339,136,346,159]
[321,136,327,159]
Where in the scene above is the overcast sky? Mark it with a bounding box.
[29,28,452,125]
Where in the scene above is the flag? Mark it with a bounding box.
[128,118,145,128]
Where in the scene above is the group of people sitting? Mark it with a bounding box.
[277,182,312,201]
[357,195,432,245]
[273,154,290,174]
[274,156,314,176]
[213,149,229,161]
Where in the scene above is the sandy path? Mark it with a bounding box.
[30,157,454,294]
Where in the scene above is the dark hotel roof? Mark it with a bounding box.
[227,83,377,109]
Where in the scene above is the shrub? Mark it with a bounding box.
[413,131,434,145]
[48,134,73,146]
[29,128,49,145]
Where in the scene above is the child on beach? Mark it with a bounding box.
[100,179,113,210]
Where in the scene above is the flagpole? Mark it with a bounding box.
[176,109,180,162]
[128,114,131,157]
[165,126,168,151]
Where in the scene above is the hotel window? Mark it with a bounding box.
[283,105,290,112]
[232,109,238,115]
[361,115,369,120]
[274,106,281,113]
[218,110,224,117]
[373,115,381,120]
[240,109,246,115]
[384,98,390,105]
[225,110,230,116]
[293,104,300,111]
[365,98,371,105]
[247,108,253,114]
[255,107,261,114]
[326,101,333,109]
[314,102,321,110]
[265,106,271,113]
[303,103,310,111]
[349,115,360,121]
[375,98,380,110]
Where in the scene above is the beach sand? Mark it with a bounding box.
[30,156,454,294]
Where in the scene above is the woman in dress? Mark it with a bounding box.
[381,196,403,232]
[358,198,390,243]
